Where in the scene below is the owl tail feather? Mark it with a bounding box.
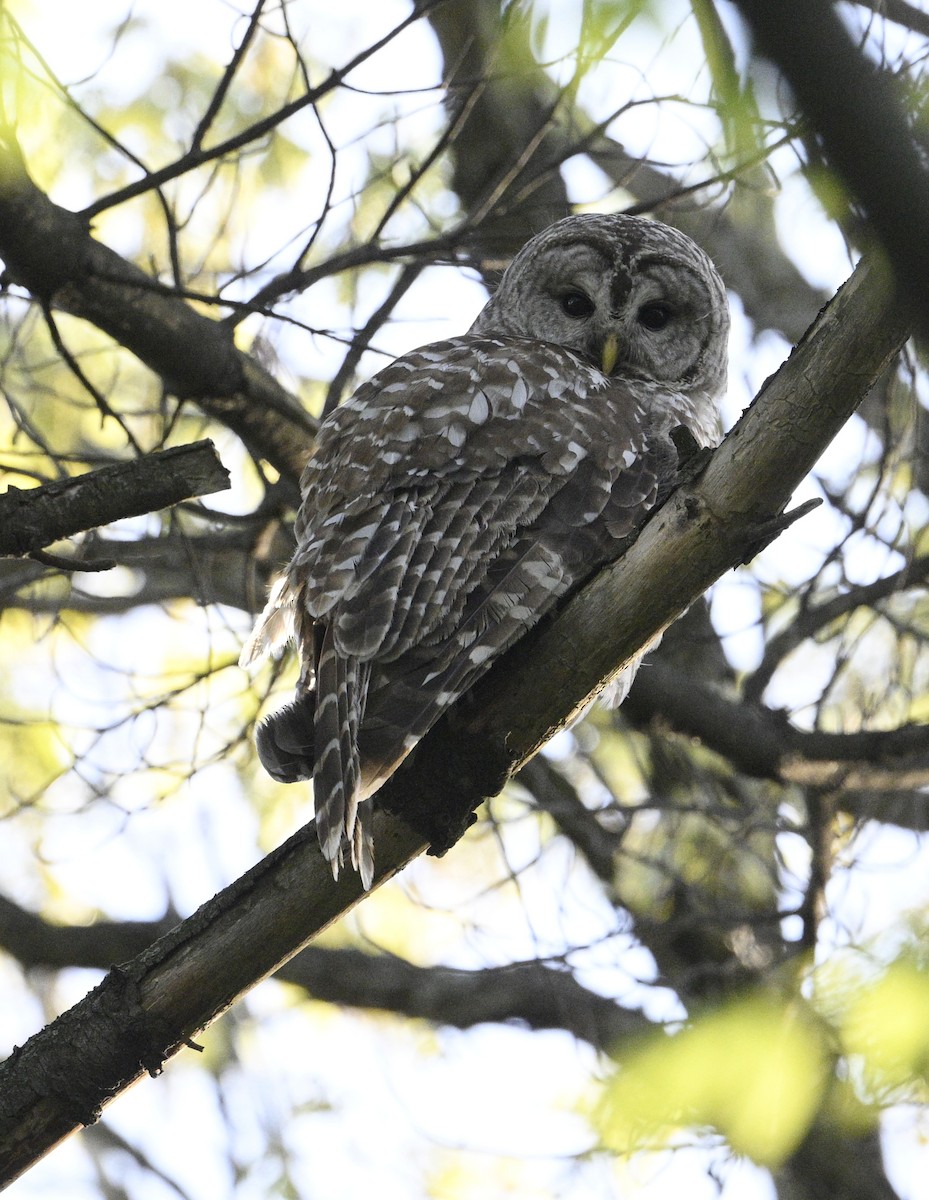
[351,800,375,891]
[255,673,375,888]
[313,628,374,888]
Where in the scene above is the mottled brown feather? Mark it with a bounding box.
[242,215,728,886]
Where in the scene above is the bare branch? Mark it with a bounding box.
[744,555,929,703]
[516,757,619,883]
[0,894,650,1053]
[282,947,651,1049]
[735,0,929,333]
[0,531,264,613]
[78,5,438,221]
[190,1,268,151]
[0,140,314,482]
[0,896,177,972]
[0,813,425,1188]
[849,0,929,40]
[626,660,929,808]
[0,442,230,559]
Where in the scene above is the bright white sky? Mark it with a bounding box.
[4,2,929,1199]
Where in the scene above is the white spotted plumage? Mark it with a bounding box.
[240,214,729,888]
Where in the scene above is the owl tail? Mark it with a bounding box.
[245,580,376,886]
[313,628,374,889]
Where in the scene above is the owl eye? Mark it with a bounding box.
[637,301,672,331]
[560,291,595,319]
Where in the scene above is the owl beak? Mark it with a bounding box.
[600,334,619,375]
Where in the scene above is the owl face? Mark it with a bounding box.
[469,214,729,404]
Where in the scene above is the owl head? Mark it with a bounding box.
[469,213,729,411]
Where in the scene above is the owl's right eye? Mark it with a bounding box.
[559,291,595,319]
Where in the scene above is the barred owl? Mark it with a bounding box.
[240,213,729,888]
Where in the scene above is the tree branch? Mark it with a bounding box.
[516,757,619,883]
[0,442,230,559]
[851,0,929,39]
[625,662,929,818]
[77,5,437,222]
[0,139,314,483]
[744,554,929,703]
[734,0,929,333]
[0,894,649,1053]
[422,0,825,341]
[0,527,278,613]
[0,815,425,1187]
[0,897,177,973]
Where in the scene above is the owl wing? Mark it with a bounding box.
[245,336,678,884]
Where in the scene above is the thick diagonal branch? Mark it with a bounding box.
[0,253,911,1187]
[0,895,649,1052]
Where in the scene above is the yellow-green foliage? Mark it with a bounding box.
[593,993,826,1166]
[594,950,929,1166]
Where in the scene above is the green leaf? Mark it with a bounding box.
[594,994,826,1166]
[839,960,929,1096]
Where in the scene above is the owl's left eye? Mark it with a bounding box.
[637,301,673,331]
[560,291,595,319]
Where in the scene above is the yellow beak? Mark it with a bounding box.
[601,334,619,376]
